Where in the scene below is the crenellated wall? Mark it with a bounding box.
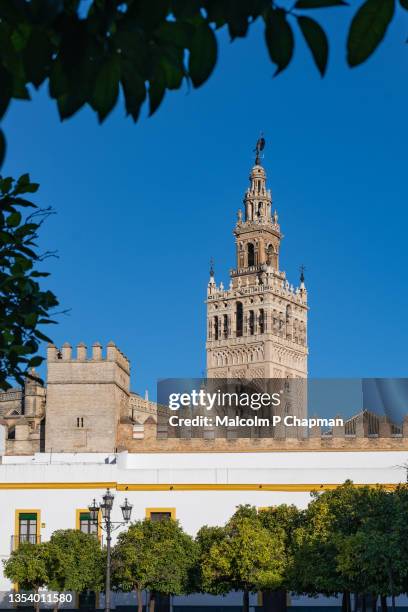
[45,341,130,453]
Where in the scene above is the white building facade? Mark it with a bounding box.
[0,450,407,608]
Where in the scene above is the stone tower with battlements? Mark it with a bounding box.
[206,142,308,382]
[45,341,130,453]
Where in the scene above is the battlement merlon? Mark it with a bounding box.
[46,341,130,391]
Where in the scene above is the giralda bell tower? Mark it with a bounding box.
[206,138,308,381]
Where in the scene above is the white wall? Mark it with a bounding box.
[0,450,407,605]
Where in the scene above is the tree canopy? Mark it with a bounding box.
[0,173,59,391]
[113,518,197,612]
[4,485,408,612]
[199,505,286,612]
[3,541,50,612]
[0,0,407,166]
[46,529,104,596]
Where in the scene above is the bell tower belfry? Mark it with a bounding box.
[206,139,308,381]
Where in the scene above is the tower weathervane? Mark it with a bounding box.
[254,134,266,165]
[209,257,214,278]
[300,264,306,284]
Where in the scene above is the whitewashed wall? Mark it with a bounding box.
[0,450,407,607]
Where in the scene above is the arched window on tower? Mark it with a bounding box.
[239,243,244,267]
[236,302,243,337]
[247,243,255,267]
[249,310,255,335]
[259,309,265,334]
[214,316,219,341]
[223,314,228,339]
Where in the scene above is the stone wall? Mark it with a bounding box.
[0,375,46,455]
[117,410,408,452]
[45,341,130,453]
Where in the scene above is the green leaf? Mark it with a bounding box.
[264,9,294,75]
[23,27,53,88]
[7,212,22,228]
[148,70,166,116]
[156,21,194,48]
[188,22,218,87]
[28,356,44,367]
[15,174,39,193]
[57,92,86,120]
[91,56,120,122]
[24,312,38,326]
[171,0,201,19]
[347,0,395,67]
[0,176,13,194]
[0,64,13,119]
[161,49,185,90]
[49,59,69,99]
[129,0,169,31]
[0,129,5,169]
[297,16,329,76]
[121,66,146,122]
[33,329,53,343]
[17,173,30,185]
[295,0,347,8]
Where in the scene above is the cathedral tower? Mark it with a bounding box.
[206,140,308,381]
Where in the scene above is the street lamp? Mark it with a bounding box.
[88,489,133,612]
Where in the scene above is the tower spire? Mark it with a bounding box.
[242,135,274,226]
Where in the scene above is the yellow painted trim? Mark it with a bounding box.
[0,482,116,490]
[14,508,41,586]
[75,508,102,541]
[121,483,398,492]
[14,509,41,549]
[146,507,176,519]
[0,482,400,492]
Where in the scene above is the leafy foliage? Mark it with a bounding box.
[1,0,407,165]
[5,486,408,609]
[3,531,103,611]
[347,0,396,67]
[199,505,286,612]
[336,486,408,600]
[0,174,58,391]
[289,480,408,611]
[296,16,329,76]
[113,518,197,612]
[259,503,305,592]
[46,529,104,594]
[3,542,50,592]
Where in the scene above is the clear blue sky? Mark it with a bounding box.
[3,6,408,396]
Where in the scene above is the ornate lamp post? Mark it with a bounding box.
[88,489,133,612]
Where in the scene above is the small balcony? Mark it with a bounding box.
[10,534,41,551]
